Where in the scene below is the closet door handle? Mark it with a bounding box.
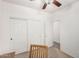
[10,38,13,40]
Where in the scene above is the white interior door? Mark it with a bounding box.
[53,21,60,43]
[28,20,44,51]
[9,19,28,54]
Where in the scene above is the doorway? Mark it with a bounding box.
[53,20,60,49]
[9,19,28,54]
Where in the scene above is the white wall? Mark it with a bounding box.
[61,2,79,57]
[0,0,10,52]
[52,1,79,57]
[45,20,54,47]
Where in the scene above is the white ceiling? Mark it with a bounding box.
[3,0,78,13]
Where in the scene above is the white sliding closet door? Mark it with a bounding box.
[9,19,28,54]
[28,20,44,51]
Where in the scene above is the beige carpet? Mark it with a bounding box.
[15,47,72,58]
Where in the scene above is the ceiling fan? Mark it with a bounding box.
[42,0,62,9]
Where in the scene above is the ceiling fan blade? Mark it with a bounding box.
[53,0,62,7]
[42,3,47,9]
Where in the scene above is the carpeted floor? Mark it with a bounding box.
[15,46,72,58]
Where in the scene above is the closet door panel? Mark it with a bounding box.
[28,20,44,51]
[9,20,28,54]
